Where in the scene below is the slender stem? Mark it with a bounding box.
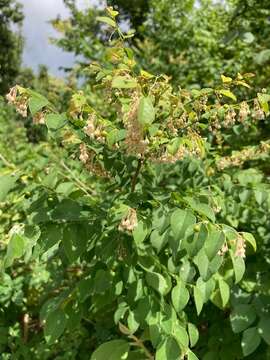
[23,313,30,343]
[59,160,94,196]
[0,153,15,168]
[129,334,154,360]
[131,158,143,192]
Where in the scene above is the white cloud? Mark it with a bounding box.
[21,0,75,76]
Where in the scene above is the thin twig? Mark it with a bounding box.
[59,160,94,196]
[129,334,154,360]
[0,153,15,168]
[23,313,30,343]
[119,323,154,360]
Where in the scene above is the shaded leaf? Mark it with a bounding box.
[44,308,67,345]
[230,304,256,333]
[241,327,261,356]
[91,340,129,360]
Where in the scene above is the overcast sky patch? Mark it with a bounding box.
[21,0,100,77]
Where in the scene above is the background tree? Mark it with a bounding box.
[0,0,24,94]
[52,0,270,90]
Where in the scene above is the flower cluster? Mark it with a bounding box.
[6,86,28,118]
[33,112,45,125]
[217,141,270,170]
[252,99,265,121]
[79,143,89,164]
[118,208,138,232]
[123,94,148,156]
[223,109,236,128]
[158,145,187,163]
[218,242,229,256]
[218,235,246,258]
[235,235,246,258]
[79,143,108,177]
[238,101,250,123]
[83,114,106,143]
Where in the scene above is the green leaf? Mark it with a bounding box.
[5,228,25,268]
[202,351,218,360]
[219,89,237,102]
[96,16,116,28]
[188,323,199,347]
[188,351,199,360]
[111,76,137,89]
[150,229,169,253]
[114,303,128,324]
[173,324,189,349]
[254,189,267,206]
[127,310,139,334]
[230,304,257,333]
[63,224,88,263]
[23,225,41,262]
[171,281,190,312]
[4,225,39,267]
[243,32,255,44]
[146,271,170,296]
[194,287,203,315]
[258,317,270,345]
[137,96,155,126]
[254,49,270,65]
[91,340,129,360]
[242,232,256,252]
[204,228,224,260]
[156,337,181,360]
[231,252,245,284]
[40,223,63,252]
[193,249,210,280]
[56,182,75,195]
[185,197,215,222]
[106,129,126,147]
[170,209,196,252]
[221,75,233,83]
[179,260,196,283]
[258,93,270,114]
[133,221,148,246]
[45,113,67,130]
[182,224,207,257]
[29,94,49,115]
[241,327,261,356]
[167,138,181,155]
[44,308,67,345]
[218,279,230,307]
[93,269,112,294]
[0,174,17,202]
[196,277,215,303]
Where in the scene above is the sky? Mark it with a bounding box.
[21,0,99,77]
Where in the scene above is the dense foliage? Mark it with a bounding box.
[1,2,270,359]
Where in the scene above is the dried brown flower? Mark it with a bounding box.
[123,95,147,156]
[118,208,138,232]
[6,86,17,104]
[252,99,264,120]
[239,102,250,123]
[33,112,45,125]
[218,242,228,256]
[235,235,246,258]
[79,143,89,164]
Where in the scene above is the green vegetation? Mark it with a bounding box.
[1,2,270,359]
